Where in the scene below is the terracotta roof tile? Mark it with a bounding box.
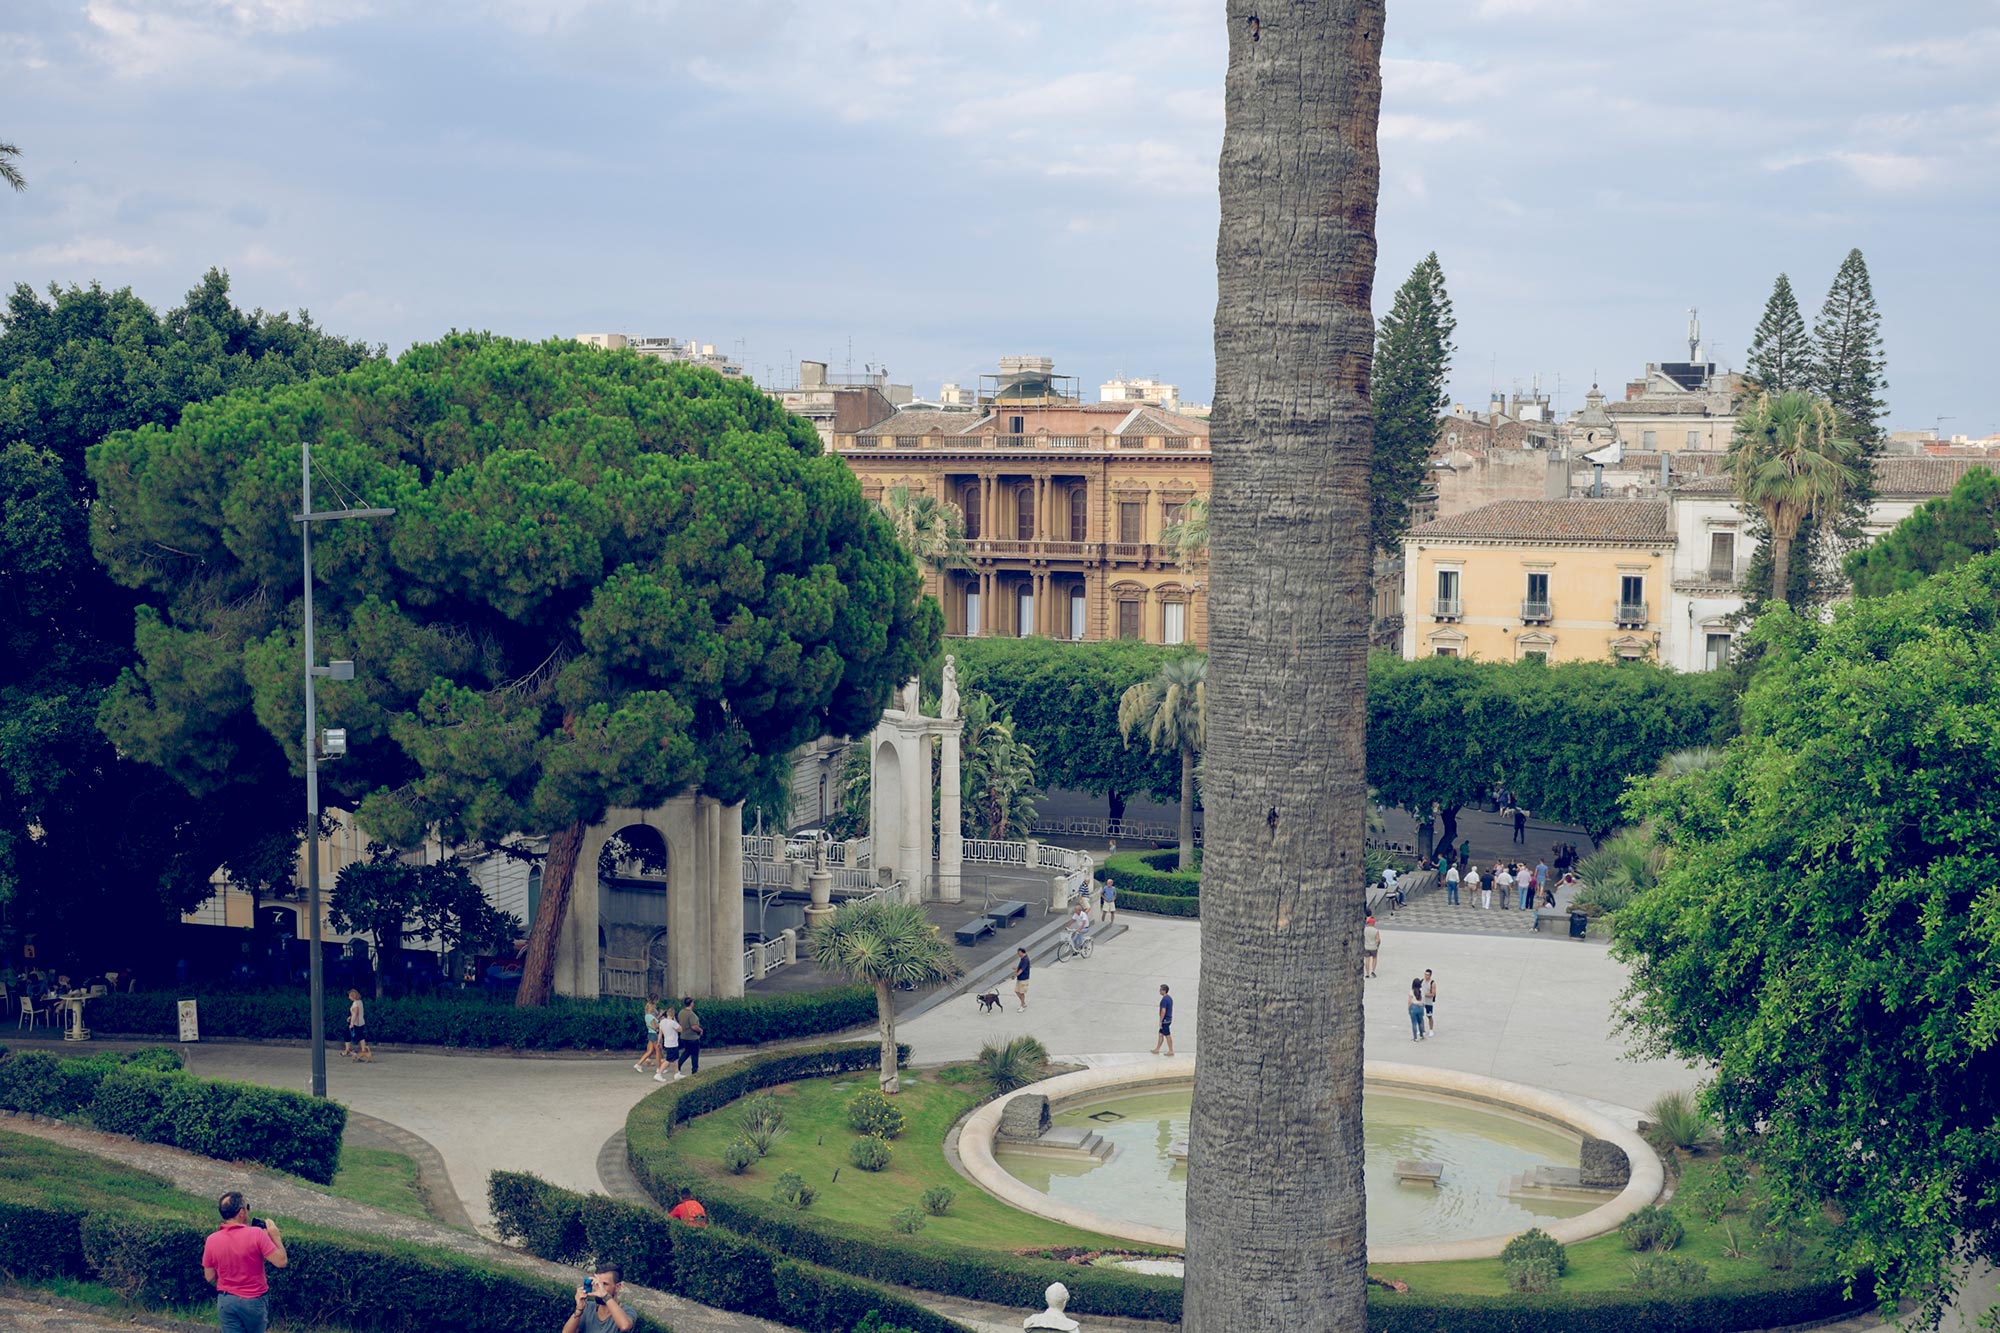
[1408,499,1673,543]
[1871,457,1998,496]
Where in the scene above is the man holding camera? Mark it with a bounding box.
[563,1265,636,1333]
[201,1192,287,1333]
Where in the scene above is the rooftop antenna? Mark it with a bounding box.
[1688,307,1701,363]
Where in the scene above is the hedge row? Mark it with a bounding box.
[88,984,876,1051]
[623,1042,1186,1323]
[490,1170,966,1333]
[1366,1272,1875,1333]
[1095,849,1200,898]
[0,1049,344,1183]
[0,1199,666,1333]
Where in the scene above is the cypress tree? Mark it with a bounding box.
[1809,249,1888,450]
[1372,252,1456,551]
[1745,273,1811,392]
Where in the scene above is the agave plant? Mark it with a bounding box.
[1574,828,1666,916]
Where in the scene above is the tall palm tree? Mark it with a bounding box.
[883,486,968,578]
[1187,3,1384,1328]
[1725,391,1864,606]
[1118,655,1207,870]
[1163,492,1210,570]
[0,140,24,193]
[805,898,958,1093]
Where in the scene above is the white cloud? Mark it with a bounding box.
[1381,114,1478,144]
[79,0,367,80]
[24,237,165,265]
[1766,149,1941,192]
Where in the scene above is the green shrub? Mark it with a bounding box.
[1629,1253,1710,1291]
[1762,1230,1807,1272]
[722,1140,758,1175]
[0,1200,86,1281]
[1366,1274,1871,1333]
[773,1171,819,1210]
[1500,1227,1568,1277]
[1095,850,1200,899]
[848,1136,893,1172]
[86,984,875,1051]
[975,1036,1048,1093]
[847,1090,905,1139]
[736,1093,787,1137]
[743,1124,785,1158]
[1505,1255,1561,1294]
[0,1050,77,1114]
[651,1041,910,1130]
[889,1208,925,1235]
[489,1172,591,1264]
[1114,889,1201,918]
[1620,1204,1685,1252]
[1645,1088,1717,1153]
[920,1186,955,1217]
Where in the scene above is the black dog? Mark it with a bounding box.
[975,991,1002,1014]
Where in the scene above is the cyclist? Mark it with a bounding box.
[1066,901,1093,955]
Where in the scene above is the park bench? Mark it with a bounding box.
[953,917,997,947]
[985,900,1031,927]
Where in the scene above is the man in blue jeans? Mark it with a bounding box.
[202,1191,287,1333]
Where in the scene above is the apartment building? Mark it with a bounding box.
[830,358,1210,646]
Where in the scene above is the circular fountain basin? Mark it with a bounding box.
[957,1059,1663,1263]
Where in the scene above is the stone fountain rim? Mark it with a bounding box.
[955,1056,1666,1264]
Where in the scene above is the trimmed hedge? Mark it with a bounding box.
[0,1049,344,1184]
[623,1043,1185,1323]
[490,1170,967,1333]
[3,1199,666,1333]
[87,985,876,1051]
[1365,1271,1875,1333]
[1095,849,1199,897]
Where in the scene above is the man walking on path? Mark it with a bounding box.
[201,1191,286,1333]
[1362,916,1381,978]
[1512,805,1529,844]
[1014,947,1031,1011]
[675,996,703,1076]
[1522,864,1537,911]
[1152,984,1175,1056]
[1469,864,1487,910]
[1494,862,1514,911]
[1444,861,1461,905]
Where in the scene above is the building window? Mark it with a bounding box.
[1618,575,1646,621]
[1069,488,1087,542]
[1017,486,1035,541]
[1707,531,1735,581]
[1117,599,1142,640]
[965,585,982,637]
[1163,602,1186,645]
[1434,646,1459,658]
[1522,648,1549,662]
[1009,415,1025,434]
[961,485,981,540]
[1435,568,1461,617]
[1523,571,1549,619]
[1118,501,1145,544]
[1069,586,1087,639]
[1642,430,1658,449]
[1018,586,1034,638]
[1164,501,1186,529]
[1686,430,1700,449]
[1704,632,1732,671]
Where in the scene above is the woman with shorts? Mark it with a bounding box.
[344,988,372,1062]
[635,998,662,1073]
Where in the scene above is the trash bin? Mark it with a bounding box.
[1568,911,1589,939]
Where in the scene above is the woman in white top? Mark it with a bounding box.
[653,1009,683,1082]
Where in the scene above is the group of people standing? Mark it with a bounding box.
[1437,855,1571,911]
[636,996,704,1082]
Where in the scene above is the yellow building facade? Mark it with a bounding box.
[831,400,1210,646]
[1399,500,1672,663]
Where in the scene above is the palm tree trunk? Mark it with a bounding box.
[515,819,586,1007]
[1771,534,1793,606]
[1189,3,1382,1329]
[1178,745,1197,871]
[874,979,900,1094]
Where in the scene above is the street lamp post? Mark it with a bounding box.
[297,444,393,1098]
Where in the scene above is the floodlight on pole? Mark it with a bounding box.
[297,450,393,1099]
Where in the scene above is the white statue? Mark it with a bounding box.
[940,654,960,720]
[1023,1282,1079,1332]
[901,676,921,716]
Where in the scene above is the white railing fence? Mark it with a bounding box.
[962,839,1029,866]
[741,932,798,984]
[742,834,871,868]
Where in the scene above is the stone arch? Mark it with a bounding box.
[597,823,669,999]
[873,738,906,885]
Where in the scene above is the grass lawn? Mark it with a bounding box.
[1369,1157,1827,1295]
[321,1146,430,1221]
[663,1066,1147,1253]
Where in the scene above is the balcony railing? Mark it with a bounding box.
[1705,563,1741,585]
[1433,597,1462,620]
[1615,600,1650,625]
[1521,599,1552,621]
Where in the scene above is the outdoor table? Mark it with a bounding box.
[59,991,90,1041]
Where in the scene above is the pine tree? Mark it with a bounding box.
[1371,252,1456,551]
[1809,249,1888,450]
[1745,273,1811,392]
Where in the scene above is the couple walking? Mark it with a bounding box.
[637,996,704,1082]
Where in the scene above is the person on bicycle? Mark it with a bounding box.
[1067,901,1092,954]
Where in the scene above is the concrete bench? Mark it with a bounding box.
[953,917,997,946]
[1394,1159,1443,1186]
[985,900,1031,927]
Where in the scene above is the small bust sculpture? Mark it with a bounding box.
[1023,1281,1079,1332]
[940,654,960,720]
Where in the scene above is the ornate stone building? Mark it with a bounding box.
[829,360,1210,647]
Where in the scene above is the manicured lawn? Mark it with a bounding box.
[323,1146,430,1221]
[664,1066,1145,1252]
[1369,1157,1828,1295]
[0,1130,196,1221]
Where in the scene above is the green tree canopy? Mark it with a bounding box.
[1725,390,1865,607]
[1745,273,1811,393]
[1614,556,2000,1322]
[1843,465,2000,599]
[1371,252,1455,552]
[1808,248,1888,453]
[0,271,376,960]
[87,335,933,1002]
[805,898,957,1092]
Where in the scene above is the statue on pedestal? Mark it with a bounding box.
[940,654,960,720]
[901,676,921,716]
[1023,1282,1080,1332]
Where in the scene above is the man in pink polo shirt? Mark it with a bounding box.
[201,1191,287,1333]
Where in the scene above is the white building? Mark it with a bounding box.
[1100,376,1185,414]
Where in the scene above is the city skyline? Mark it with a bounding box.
[3,1,1995,434]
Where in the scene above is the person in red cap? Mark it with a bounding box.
[1362,916,1381,978]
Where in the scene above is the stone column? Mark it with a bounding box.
[901,728,927,902]
[938,723,963,903]
[713,800,745,998]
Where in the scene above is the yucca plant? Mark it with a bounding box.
[977,1035,1051,1093]
[1645,1089,1717,1156]
[1574,828,1666,916]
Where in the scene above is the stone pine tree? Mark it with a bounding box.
[1809,249,1888,451]
[88,335,934,1007]
[1371,252,1455,551]
[1745,273,1811,392]
[1190,1,1382,1329]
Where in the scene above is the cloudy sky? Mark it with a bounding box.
[4,1,1996,434]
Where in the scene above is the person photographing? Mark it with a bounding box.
[563,1265,636,1333]
[201,1191,287,1333]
